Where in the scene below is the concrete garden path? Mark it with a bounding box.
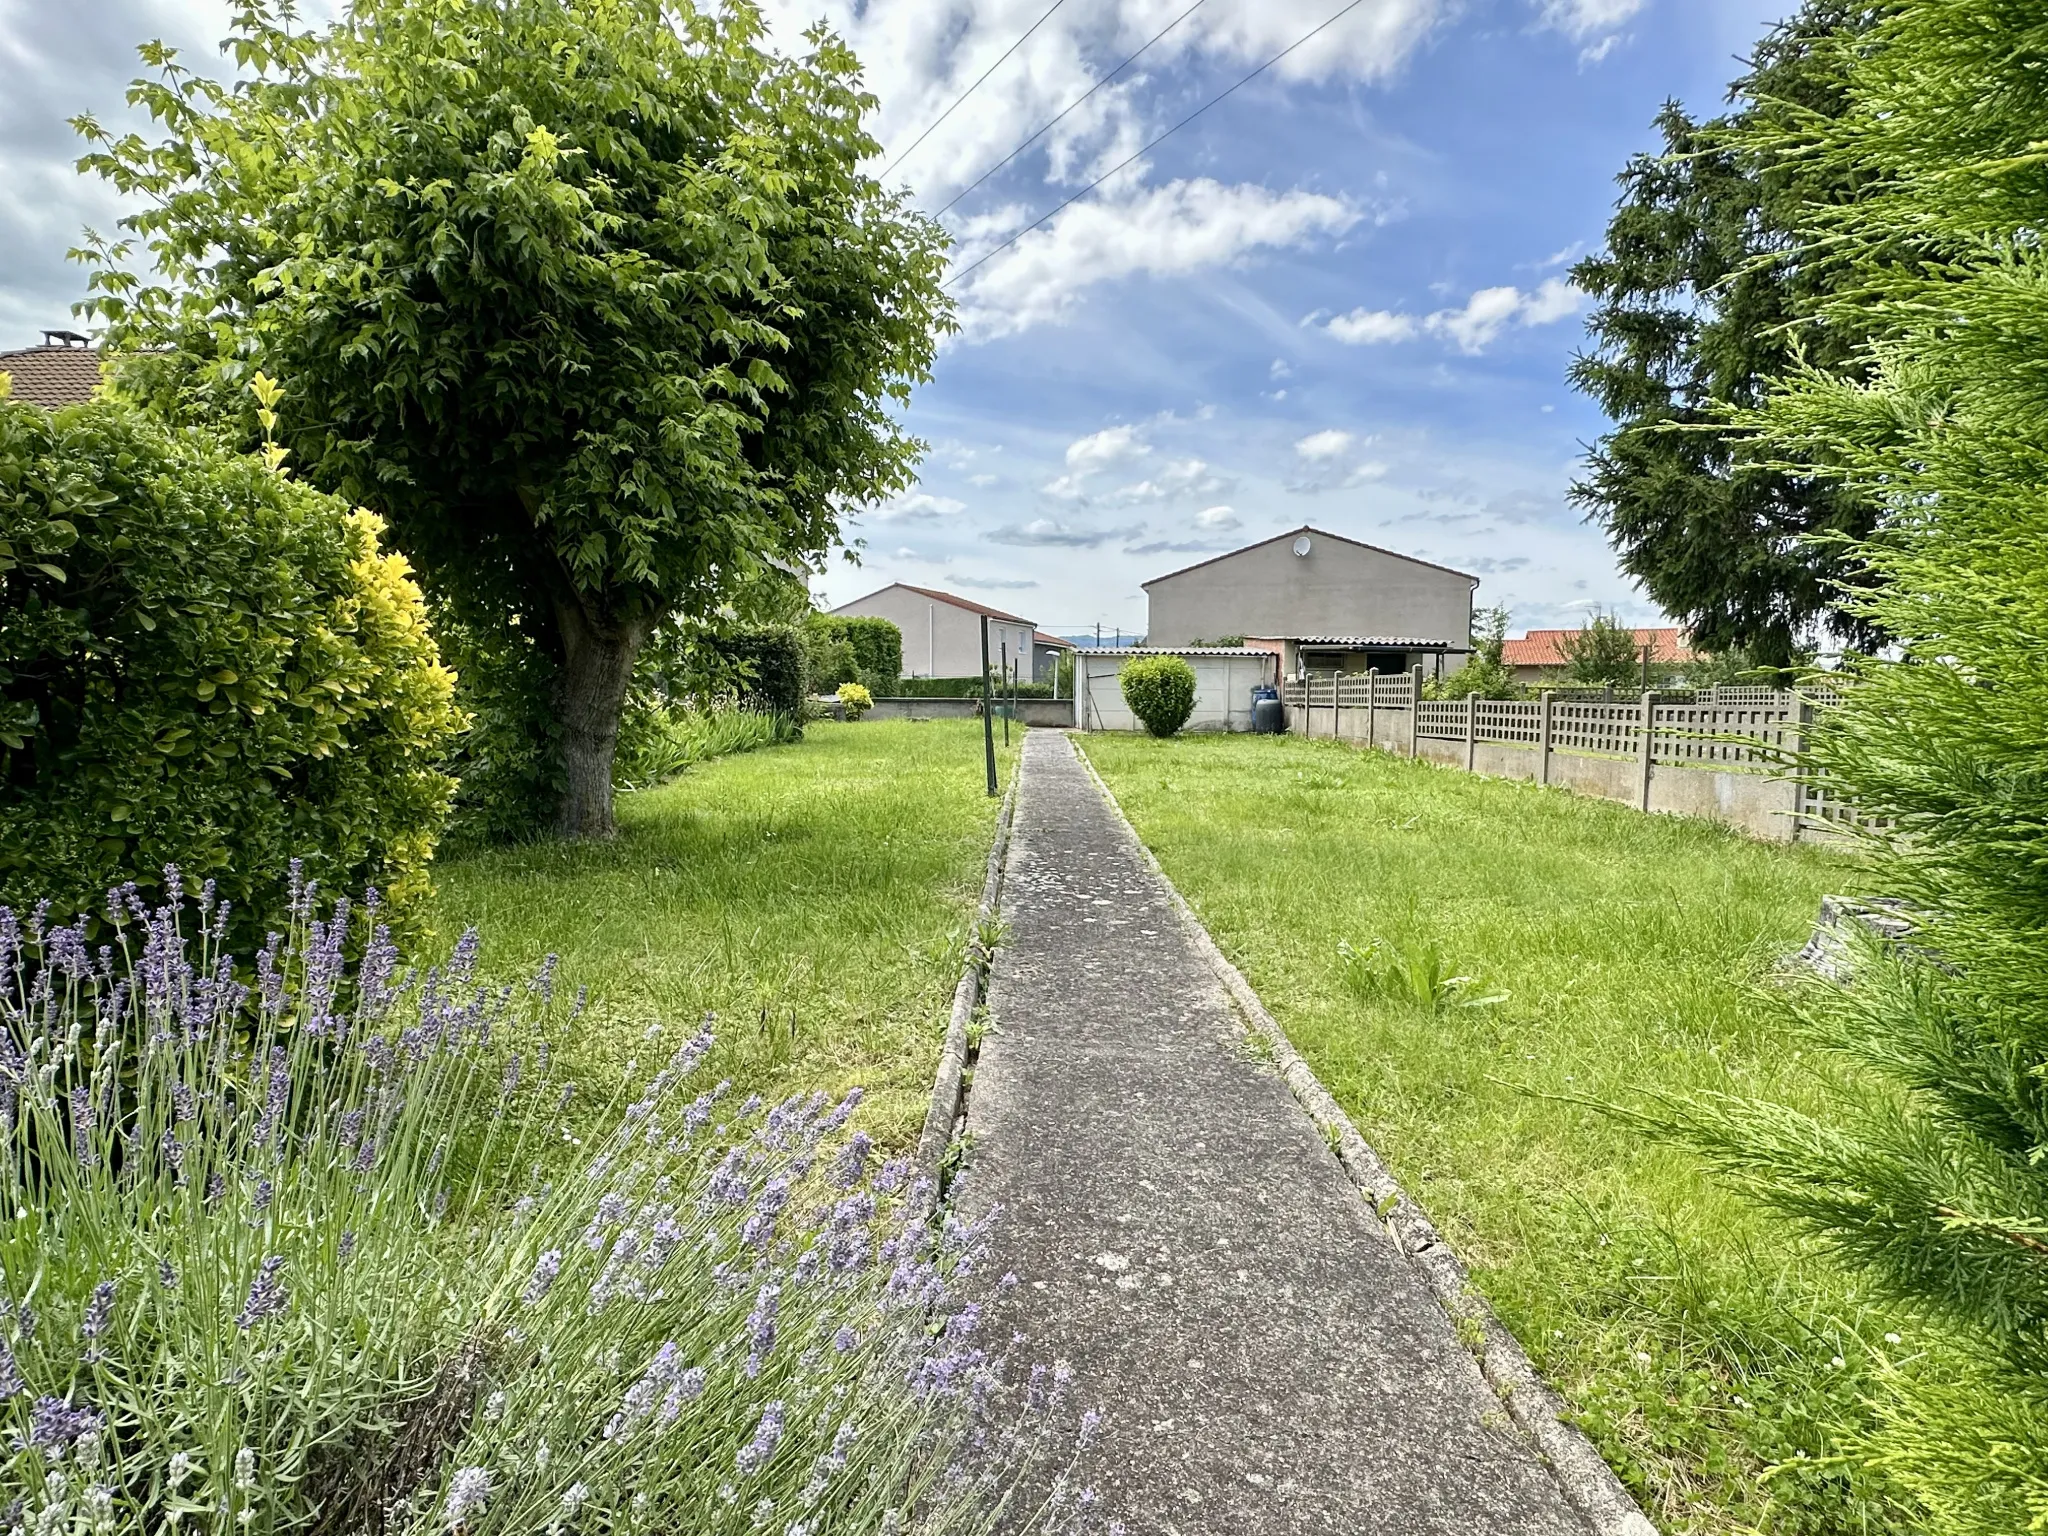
[954,731,1596,1536]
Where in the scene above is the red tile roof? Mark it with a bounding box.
[1032,630,1075,649]
[1502,627,1697,667]
[0,345,103,409]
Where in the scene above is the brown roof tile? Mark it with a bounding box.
[0,345,103,409]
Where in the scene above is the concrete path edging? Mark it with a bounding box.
[1071,741,1659,1536]
[912,774,1018,1211]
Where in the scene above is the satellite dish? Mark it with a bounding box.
[1292,534,1313,557]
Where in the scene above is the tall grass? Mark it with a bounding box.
[615,699,797,793]
[1083,733,1912,1535]
[433,721,1022,1146]
[0,868,1102,1533]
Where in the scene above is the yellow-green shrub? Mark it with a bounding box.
[0,394,460,941]
[837,681,874,719]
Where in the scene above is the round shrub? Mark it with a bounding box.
[0,395,460,941]
[837,681,874,719]
[1119,655,1198,737]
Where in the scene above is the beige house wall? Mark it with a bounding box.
[831,585,1036,679]
[1144,533,1475,648]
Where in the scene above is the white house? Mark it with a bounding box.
[830,583,1039,680]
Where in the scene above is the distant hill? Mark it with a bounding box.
[1057,634,1148,650]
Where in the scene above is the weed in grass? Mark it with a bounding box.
[1336,936,1507,1012]
[1082,730,1916,1535]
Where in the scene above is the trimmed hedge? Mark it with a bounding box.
[801,613,901,693]
[890,675,1053,700]
[0,397,460,940]
[675,623,809,718]
[1119,655,1197,737]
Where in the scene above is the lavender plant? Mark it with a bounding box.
[0,870,1106,1534]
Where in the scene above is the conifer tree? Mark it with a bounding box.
[1655,6,2048,1527]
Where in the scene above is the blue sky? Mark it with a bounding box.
[0,0,1796,640]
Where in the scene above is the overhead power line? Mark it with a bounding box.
[934,0,1211,221]
[944,0,1374,290]
[879,0,1072,180]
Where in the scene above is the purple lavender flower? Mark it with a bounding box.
[338,1230,357,1264]
[22,1395,101,1454]
[745,1284,780,1379]
[832,1326,859,1354]
[705,1146,750,1209]
[874,1156,911,1194]
[1080,1408,1103,1448]
[831,1131,873,1190]
[663,1366,706,1422]
[235,1256,288,1330]
[160,1128,186,1187]
[742,1175,791,1249]
[69,1085,97,1171]
[0,1338,23,1400]
[158,1260,177,1290]
[444,1465,492,1525]
[80,1282,113,1355]
[522,1250,563,1306]
[736,1400,785,1475]
[250,1178,274,1216]
[171,1082,196,1123]
[252,1046,289,1147]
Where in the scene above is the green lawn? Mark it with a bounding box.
[1081,732,1912,1536]
[430,718,1019,1145]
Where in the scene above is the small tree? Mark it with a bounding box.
[1432,606,1523,700]
[1120,656,1197,737]
[1556,613,1649,689]
[77,0,951,839]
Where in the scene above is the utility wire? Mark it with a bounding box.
[879,0,1072,180]
[934,0,1210,220]
[944,0,1373,290]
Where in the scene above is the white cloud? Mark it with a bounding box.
[1314,277,1584,355]
[1065,424,1150,472]
[1347,461,1390,484]
[967,472,999,487]
[1296,429,1354,461]
[988,518,1144,548]
[1325,308,1417,345]
[753,0,1453,212]
[1195,505,1240,530]
[873,491,966,522]
[955,177,1362,338]
[1114,457,1234,503]
[1425,285,1528,353]
[1534,0,1644,40]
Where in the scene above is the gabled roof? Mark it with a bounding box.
[0,344,102,409]
[833,582,1036,627]
[1503,627,1696,667]
[1140,525,1480,589]
[1032,630,1076,649]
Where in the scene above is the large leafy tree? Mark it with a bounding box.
[76,0,951,837]
[1652,4,2048,1528]
[1567,3,1886,667]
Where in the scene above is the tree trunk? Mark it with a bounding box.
[550,596,653,840]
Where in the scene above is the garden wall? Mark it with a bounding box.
[865,696,1077,727]
[1283,671,1837,844]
